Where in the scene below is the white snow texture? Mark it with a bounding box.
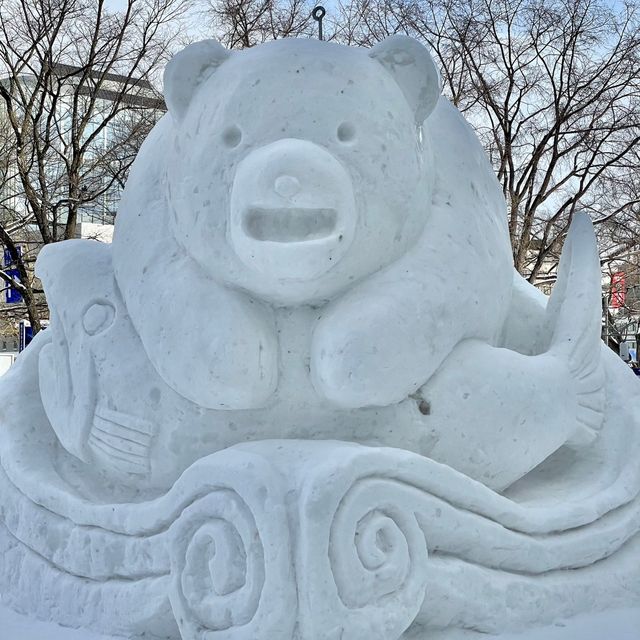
[0,34,638,640]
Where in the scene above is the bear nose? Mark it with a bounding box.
[274,174,301,199]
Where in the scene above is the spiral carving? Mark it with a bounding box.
[333,479,428,631]
[296,472,429,640]
[173,491,262,634]
[345,508,414,606]
[168,465,295,640]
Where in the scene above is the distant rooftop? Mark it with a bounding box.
[51,63,156,91]
[51,63,166,110]
[0,63,166,111]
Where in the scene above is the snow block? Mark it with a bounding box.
[0,36,639,640]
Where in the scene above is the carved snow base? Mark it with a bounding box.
[1,435,640,640]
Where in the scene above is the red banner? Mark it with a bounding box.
[610,271,625,308]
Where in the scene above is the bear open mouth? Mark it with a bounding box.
[242,207,338,243]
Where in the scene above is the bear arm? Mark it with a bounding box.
[128,246,279,410]
[310,220,508,409]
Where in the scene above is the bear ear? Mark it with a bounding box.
[163,39,230,122]
[369,35,441,124]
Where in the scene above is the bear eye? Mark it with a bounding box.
[337,121,356,143]
[222,125,242,148]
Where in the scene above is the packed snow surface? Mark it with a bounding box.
[0,33,639,640]
[2,601,639,639]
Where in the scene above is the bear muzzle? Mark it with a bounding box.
[229,138,357,281]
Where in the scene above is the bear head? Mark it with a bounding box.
[163,35,441,305]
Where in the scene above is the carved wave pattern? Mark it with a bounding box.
[169,488,295,640]
[1,440,640,640]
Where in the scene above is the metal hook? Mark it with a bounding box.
[312,5,326,41]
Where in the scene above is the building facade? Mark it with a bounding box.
[0,64,165,357]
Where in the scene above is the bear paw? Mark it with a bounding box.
[310,293,430,408]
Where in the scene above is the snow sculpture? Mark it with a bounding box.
[0,35,638,640]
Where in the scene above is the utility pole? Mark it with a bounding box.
[603,291,610,348]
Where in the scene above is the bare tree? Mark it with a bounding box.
[0,0,185,332]
[331,0,640,283]
[202,0,316,48]
[5,0,637,336]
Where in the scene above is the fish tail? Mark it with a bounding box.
[545,212,605,445]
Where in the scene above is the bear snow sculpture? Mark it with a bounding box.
[113,35,514,411]
[34,35,603,492]
[4,35,639,640]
